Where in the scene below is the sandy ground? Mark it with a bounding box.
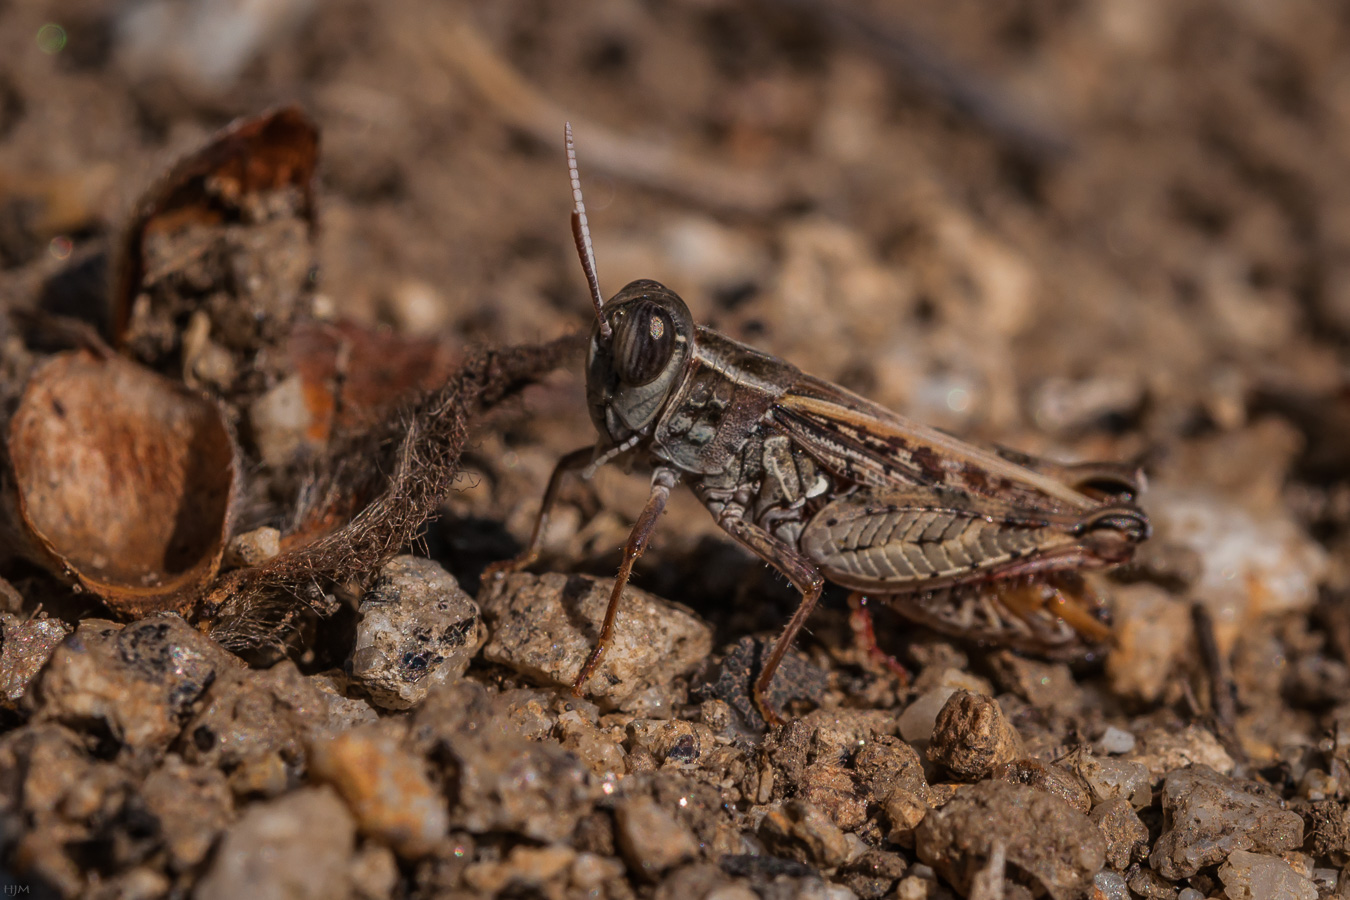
[4,1,1350,898]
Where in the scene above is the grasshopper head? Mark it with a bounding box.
[586,280,695,442]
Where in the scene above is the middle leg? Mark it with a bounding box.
[714,509,825,727]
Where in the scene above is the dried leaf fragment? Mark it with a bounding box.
[9,349,236,616]
[287,318,461,450]
[110,105,319,389]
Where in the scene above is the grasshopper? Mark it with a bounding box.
[491,124,1150,725]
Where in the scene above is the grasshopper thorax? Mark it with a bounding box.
[586,279,695,443]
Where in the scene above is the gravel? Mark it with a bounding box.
[1150,765,1305,879]
[195,786,356,900]
[916,780,1105,900]
[479,571,712,708]
[1217,850,1318,900]
[347,555,485,710]
[4,2,1350,896]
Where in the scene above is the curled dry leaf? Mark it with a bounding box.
[110,105,319,392]
[8,349,236,616]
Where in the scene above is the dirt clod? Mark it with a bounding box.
[927,691,1024,781]
[1090,798,1149,871]
[916,780,1105,900]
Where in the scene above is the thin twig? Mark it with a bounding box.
[969,839,1007,900]
[1192,600,1246,765]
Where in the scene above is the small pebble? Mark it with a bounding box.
[1090,799,1149,870]
[347,556,485,710]
[1066,750,1150,808]
[916,780,1104,899]
[184,661,336,797]
[140,756,233,870]
[308,724,449,858]
[249,375,314,466]
[898,668,993,746]
[992,758,1090,814]
[1150,766,1304,879]
[411,683,602,842]
[348,844,399,900]
[380,278,454,336]
[1218,849,1318,900]
[195,787,356,900]
[1104,582,1192,703]
[557,710,626,778]
[462,844,577,894]
[615,795,699,878]
[853,736,930,846]
[1092,869,1130,900]
[898,687,956,745]
[480,572,711,708]
[224,526,281,568]
[0,613,70,706]
[759,799,855,869]
[1127,724,1235,781]
[1096,726,1136,756]
[35,616,235,755]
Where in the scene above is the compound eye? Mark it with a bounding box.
[613,302,675,385]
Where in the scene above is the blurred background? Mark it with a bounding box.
[4,0,1349,428]
[3,0,1350,703]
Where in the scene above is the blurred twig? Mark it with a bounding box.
[423,10,790,214]
[775,0,1072,162]
[1192,601,1246,766]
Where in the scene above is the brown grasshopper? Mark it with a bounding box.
[491,124,1150,725]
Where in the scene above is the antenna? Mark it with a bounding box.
[566,122,610,340]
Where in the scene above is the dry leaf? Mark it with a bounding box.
[110,105,319,391]
[288,318,462,449]
[9,349,237,616]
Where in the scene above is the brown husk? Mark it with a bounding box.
[8,348,237,616]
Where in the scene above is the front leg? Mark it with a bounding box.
[573,466,680,693]
[484,446,594,579]
[714,507,825,727]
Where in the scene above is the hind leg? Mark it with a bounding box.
[848,593,911,684]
